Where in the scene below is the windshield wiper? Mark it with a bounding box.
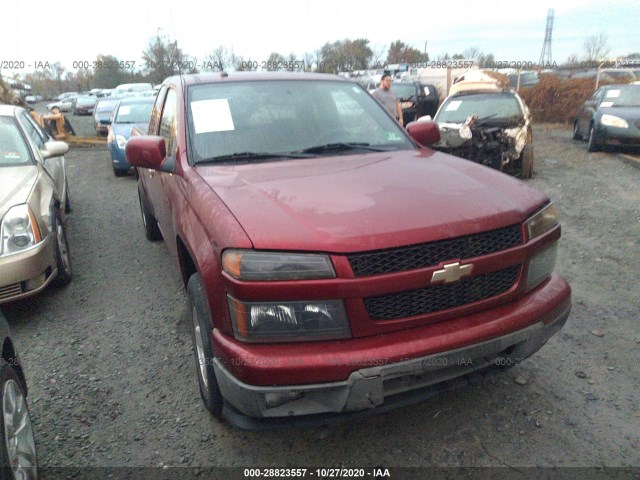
[195,151,316,165]
[298,142,388,154]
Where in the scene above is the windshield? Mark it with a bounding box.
[115,102,154,124]
[600,86,640,107]
[96,100,118,113]
[0,117,33,166]
[435,92,524,124]
[187,80,413,163]
[393,83,417,99]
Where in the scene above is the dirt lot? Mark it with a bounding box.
[1,121,639,478]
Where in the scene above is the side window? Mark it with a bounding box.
[593,89,604,104]
[19,112,46,150]
[158,89,177,156]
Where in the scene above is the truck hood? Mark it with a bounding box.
[0,166,38,220]
[196,149,547,252]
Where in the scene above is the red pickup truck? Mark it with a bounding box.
[126,73,571,429]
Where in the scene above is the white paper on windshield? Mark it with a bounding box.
[445,100,462,112]
[600,101,614,108]
[118,106,132,115]
[191,99,235,134]
[606,90,620,98]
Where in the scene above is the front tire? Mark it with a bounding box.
[0,360,38,480]
[519,144,534,179]
[52,213,72,287]
[187,273,224,419]
[587,125,601,152]
[137,181,162,241]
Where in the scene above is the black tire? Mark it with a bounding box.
[112,165,128,177]
[0,360,38,480]
[519,144,534,179]
[63,179,72,214]
[572,121,582,140]
[137,181,162,241]
[587,125,601,152]
[187,273,224,419]
[52,213,72,287]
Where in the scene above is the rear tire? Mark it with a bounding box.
[572,121,582,140]
[137,181,162,241]
[112,165,128,177]
[187,273,224,419]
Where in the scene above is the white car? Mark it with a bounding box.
[46,96,75,112]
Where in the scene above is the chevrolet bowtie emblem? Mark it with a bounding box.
[431,262,473,284]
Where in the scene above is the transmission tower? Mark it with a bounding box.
[539,8,554,66]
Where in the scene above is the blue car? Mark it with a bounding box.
[107,97,154,176]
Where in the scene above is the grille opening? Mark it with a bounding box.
[348,224,522,277]
[364,265,519,320]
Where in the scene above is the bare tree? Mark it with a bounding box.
[583,33,611,62]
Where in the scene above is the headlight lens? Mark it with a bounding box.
[600,114,629,129]
[116,135,127,149]
[0,204,42,255]
[526,203,558,240]
[525,242,558,292]
[222,250,335,281]
[228,296,350,342]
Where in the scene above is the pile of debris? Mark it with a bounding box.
[0,76,29,107]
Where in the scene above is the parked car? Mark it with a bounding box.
[126,72,570,429]
[394,81,439,125]
[0,105,72,304]
[46,96,75,112]
[72,95,97,116]
[429,86,534,178]
[507,71,539,90]
[107,97,154,176]
[112,83,153,97]
[0,309,38,478]
[24,95,44,104]
[573,83,640,151]
[93,98,119,137]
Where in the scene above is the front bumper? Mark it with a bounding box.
[213,273,571,429]
[0,235,58,303]
[108,142,131,169]
[597,124,640,147]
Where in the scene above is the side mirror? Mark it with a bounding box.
[41,141,69,159]
[126,136,173,173]
[406,120,440,146]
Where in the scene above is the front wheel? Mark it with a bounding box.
[137,181,162,241]
[52,213,72,286]
[519,144,534,179]
[587,125,601,152]
[0,360,38,480]
[187,273,224,419]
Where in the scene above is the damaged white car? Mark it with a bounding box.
[428,88,534,178]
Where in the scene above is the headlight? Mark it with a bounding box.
[0,204,42,255]
[525,242,558,292]
[228,296,350,342]
[526,203,558,240]
[116,135,127,149]
[222,250,335,281]
[600,114,628,128]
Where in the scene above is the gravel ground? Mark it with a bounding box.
[1,120,639,478]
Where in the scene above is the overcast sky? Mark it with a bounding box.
[2,0,639,75]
